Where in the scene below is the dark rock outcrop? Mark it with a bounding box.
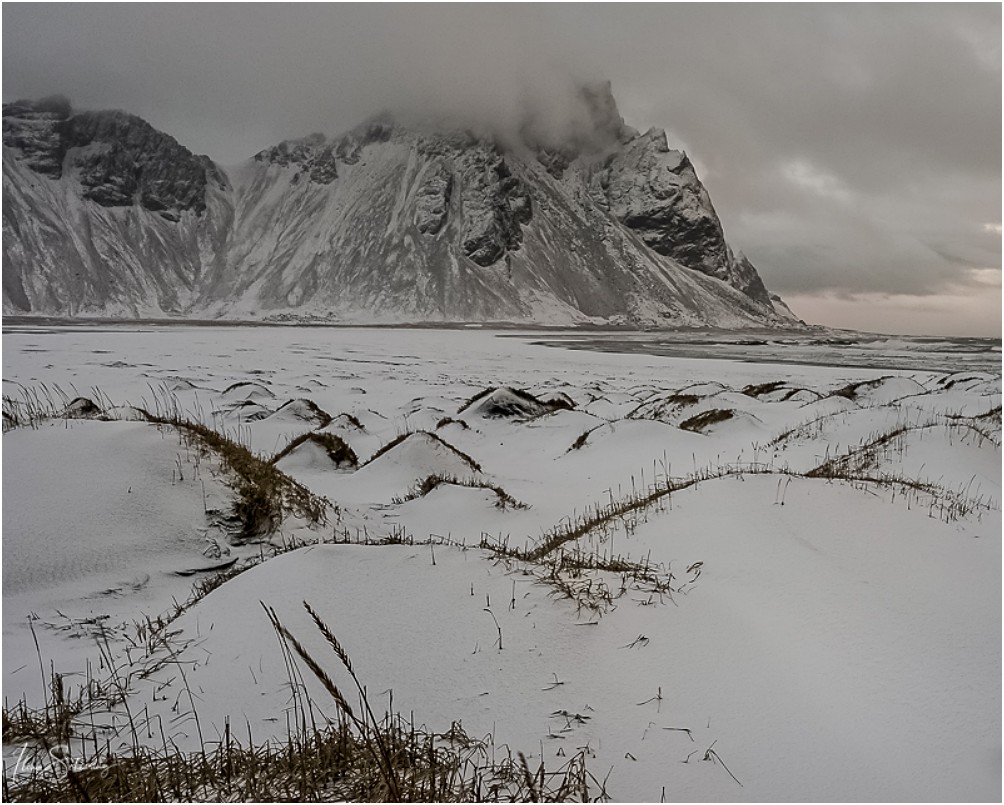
[2,98,221,220]
[599,129,730,276]
[1,96,70,177]
[254,133,338,185]
[730,252,772,307]
[459,387,572,419]
[414,161,453,235]
[3,86,793,326]
[458,150,532,266]
[591,125,773,305]
[536,147,575,179]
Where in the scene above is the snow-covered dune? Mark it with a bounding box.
[2,326,1000,801]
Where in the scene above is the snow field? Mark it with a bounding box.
[2,326,1000,801]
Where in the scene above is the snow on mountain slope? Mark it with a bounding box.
[3,88,799,326]
[3,151,233,317]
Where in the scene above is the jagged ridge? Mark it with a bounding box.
[2,86,800,326]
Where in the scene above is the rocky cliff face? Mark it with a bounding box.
[1,96,70,178]
[455,147,532,267]
[2,87,797,326]
[592,128,772,306]
[2,96,225,221]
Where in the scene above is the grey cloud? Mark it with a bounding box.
[3,3,1000,330]
[2,4,613,158]
[929,248,989,272]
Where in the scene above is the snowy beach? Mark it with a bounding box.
[3,325,1000,801]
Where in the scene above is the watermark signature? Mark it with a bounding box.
[6,744,109,781]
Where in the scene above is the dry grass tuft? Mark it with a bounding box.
[567,430,592,451]
[142,411,330,539]
[3,606,609,802]
[456,387,496,414]
[271,398,334,427]
[678,409,734,433]
[741,381,785,398]
[392,474,528,510]
[271,431,359,468]
[365,431,483,473]
[457,387,573,419]
[335,412,366,430]
[828,377,889,401]
[436,416,471,431]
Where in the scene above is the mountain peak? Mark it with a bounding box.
[3,101,223,218]
[3,88,794,326]
[515,79,629,157]
[3,94,73,119]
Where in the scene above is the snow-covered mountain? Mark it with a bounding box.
[2,87,800,326]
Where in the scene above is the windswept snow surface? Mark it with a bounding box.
[2,325,1001,801]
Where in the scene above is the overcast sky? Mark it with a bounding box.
[3,3,1000,336]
